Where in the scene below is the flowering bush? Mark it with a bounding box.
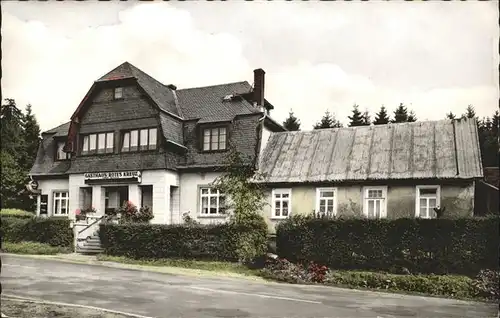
[118,201,154,223]
[75,206,96,221]
[261,257,310,283]
[471,269,500,301]
[308,261,329,283]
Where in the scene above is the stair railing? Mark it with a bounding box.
[78,214,113,235]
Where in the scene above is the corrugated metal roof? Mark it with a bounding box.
[257,118,483,183]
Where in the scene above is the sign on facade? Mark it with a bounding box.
[84,171,141,181]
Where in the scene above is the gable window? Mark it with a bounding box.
[416,185,440,219]
[114,87,123,99]
[122,128,157,152]
[363,186,387,219]
[315,188,337,217]
[82,132,113,155]
[202,127,227,151]
[199,187,226,215]
[53,191,69,215]
[55,141,71,160]
[272,189,291,219]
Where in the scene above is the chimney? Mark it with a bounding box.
[253,68,265,111]
[167,84,177,90]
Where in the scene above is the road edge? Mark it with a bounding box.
[2,294,155,318]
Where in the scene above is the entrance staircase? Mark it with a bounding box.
[76,232,103,254]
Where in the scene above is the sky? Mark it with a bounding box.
[2,1,499,132]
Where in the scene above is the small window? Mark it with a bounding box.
[272,189,291,219]
[82,133,113,155]
[363,186,387,219]
[55,141,71,160]
[53,191,69,215]
[114,87,123,99]
[200,187,225,215]
[202,127,227,151]
[122,128,157,152]
[316,188,336,217]
[416,186,440,219]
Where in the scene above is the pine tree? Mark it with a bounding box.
[391,103,409,123]
[407,110,417,122]
[362,109,371,126]
[1,98,29,210]
[373,105,390,125]
[1,98,26,161]
[446,112,456,120]
[313,110,343,129]
[348,104,364,127]
[463,105,476,119]
[22,104,41,170]
[282,109,301,131]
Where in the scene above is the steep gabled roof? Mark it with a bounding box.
[257,118,483,183]
[42,121,70,136]
[97,62,180,117]
[176,82,260,120]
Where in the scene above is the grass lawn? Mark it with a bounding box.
[96,255,261,277]
[1,241,72,255]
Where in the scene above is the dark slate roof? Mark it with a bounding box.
[98,62,180,117]
[42,121,71,136]
[257,118,483,183]
[176,82,260,120]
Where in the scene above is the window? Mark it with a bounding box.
[316,188,336,217]
[141,185,153,208]
[200,187,226,215]
[122,128,157,152]
[53,191,69,215]
[55,141,71,160]
[363,186,387,218]
[82,132,113,155]
[114,87,123,99]
[272,189,291,219]
[416,186,440,219]
[202,127,227,151]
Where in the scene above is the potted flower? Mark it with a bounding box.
[76,206,97,222]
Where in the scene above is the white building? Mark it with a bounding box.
[29,62,284,229]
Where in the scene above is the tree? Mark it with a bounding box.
[446,112,456,120]
[407,110,417,122]
[463,105,476,119]
[212,146,268,262]
[22,104,41,170]
[282,109,301,131]
[362,109,371,126]
[373,105,390,125]
[313,110,343,129]
[391,103,409,123]
[348,104,365,127]
[1,98,26,160]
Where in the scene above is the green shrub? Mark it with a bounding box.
[0,209,35,219]
[99,220,268,262]
[1,217,73,248]
[1,241,71,255]
[325,271,476,299]
[276,215,500,276]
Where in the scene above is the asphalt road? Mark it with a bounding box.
[1,255,498,318]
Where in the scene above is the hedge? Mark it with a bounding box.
[0,209,35,219]
[99,221,268,261]
[1,217,73,248]
[276,215,500,276]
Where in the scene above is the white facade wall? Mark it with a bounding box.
[179,171,227,225]
[140,170,178,224]
[37,178,70,217]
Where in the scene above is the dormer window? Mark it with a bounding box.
[202,127,227,151]
[55,141,71,161]
[114,87,123,99]
[122,128,157,152]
